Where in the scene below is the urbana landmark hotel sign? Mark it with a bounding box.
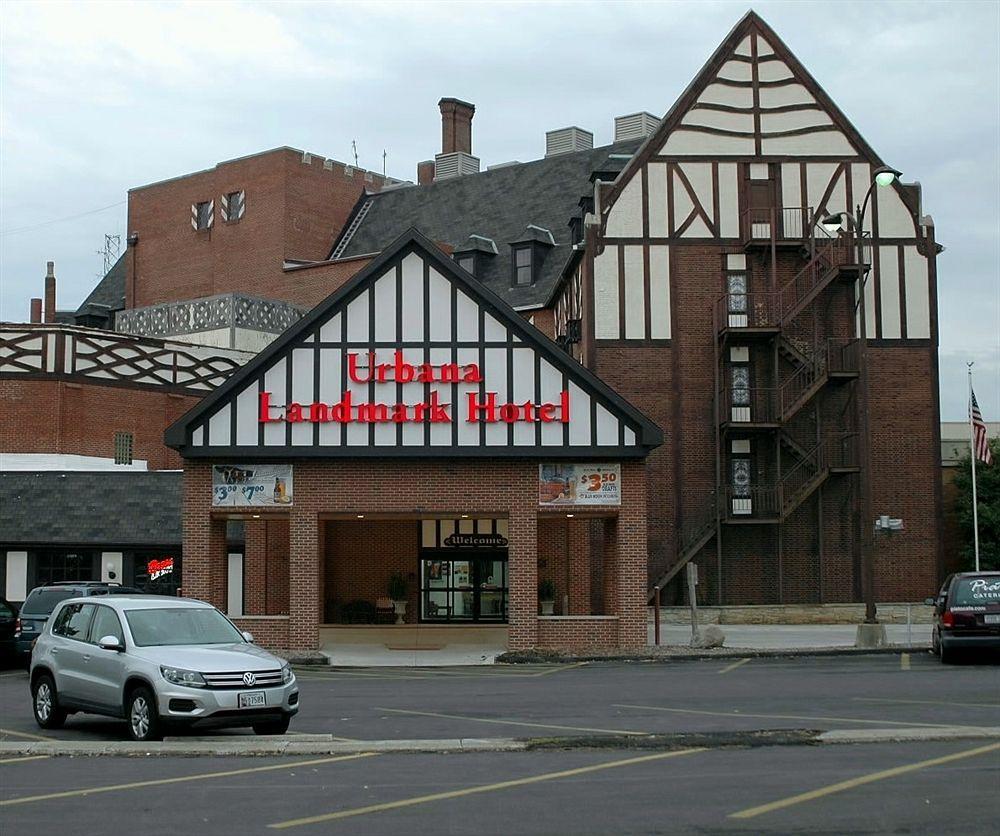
[257,351,570,427]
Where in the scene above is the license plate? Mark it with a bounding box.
[984,614,1000,624]
[238,691,266,708]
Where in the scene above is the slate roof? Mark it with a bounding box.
[75,252,126,318]
[0,471,182,546]
[335,138,644,309]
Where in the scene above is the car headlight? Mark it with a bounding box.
[160,665,207,688]
[281,664,294,684]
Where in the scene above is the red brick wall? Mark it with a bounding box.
[536,616,619,649]
[0,378,196,470]
[127,149,388,309]
[182,459,648,652]
[324,520,419,623]
[231,616,289,650]
[588,239,941,607]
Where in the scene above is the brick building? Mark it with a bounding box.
[2,11,944,652]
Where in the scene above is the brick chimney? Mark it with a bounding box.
[439,97,475,155]
[30,298,42,323]
[44,261,56,323]
[417,160,435,186]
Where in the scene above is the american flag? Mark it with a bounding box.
[970,389,993,465]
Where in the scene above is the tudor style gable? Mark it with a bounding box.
[165,231,662,459]
[592,11,935,345]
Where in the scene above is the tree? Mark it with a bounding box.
[952,437,1000,571]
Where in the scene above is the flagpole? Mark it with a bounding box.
[968,362,981,572]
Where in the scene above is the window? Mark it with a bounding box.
[53,603,96,641]
[513,246,533,286]
[125,607,245,646]
[223,190,245,223]
[35,551,97,585]
[90,605,124,645]
[192,200,213,231]
[114,431,133,465]
[456,254,475,276]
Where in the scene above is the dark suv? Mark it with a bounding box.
[929,571,1000,663]
[14,583,141,664]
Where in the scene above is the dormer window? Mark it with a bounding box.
[453,234,498,280]
[513,246,533,286]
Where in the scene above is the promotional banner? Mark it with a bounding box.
[212,464,293,507]
[538,464,621,506]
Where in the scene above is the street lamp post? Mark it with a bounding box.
[821,165,902,639]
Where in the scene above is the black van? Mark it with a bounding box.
[928,572,1000,663]
[13,582,141,664]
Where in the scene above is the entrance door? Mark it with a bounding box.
[420,553,508,623]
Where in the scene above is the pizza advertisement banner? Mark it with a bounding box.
[538,464,621,506]
[212,464,294,507]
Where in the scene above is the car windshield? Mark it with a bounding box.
[951,577,1000,607]
[124,607,245,647]
[22,588,79,616]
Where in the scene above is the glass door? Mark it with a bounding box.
[420,554,507,623]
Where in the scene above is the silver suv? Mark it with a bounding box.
[29,595,298,742]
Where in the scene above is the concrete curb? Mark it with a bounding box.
[818,726,1000,744]
[495,645,931,664]
[5,726,999,757]
[0,737,526,757]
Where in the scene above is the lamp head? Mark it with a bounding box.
[873,166,902,187]
[820,212,847,233]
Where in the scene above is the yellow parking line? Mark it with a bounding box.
[0,755,50,765]
[269,747,705,828]
[529,662,588,676]
[0,728,53,742]
[0,753,375,807]
[718,658,750,674]
[853,697,1000,710]
[613,704,975,730]
[900,653,911,671]
[730,742,1000,819]
[374,706,649,737]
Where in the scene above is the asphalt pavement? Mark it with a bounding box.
[2,652,997,743]
[2,741,998,834]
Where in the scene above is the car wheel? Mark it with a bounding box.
[939,641,955,665]
[931,628,940,655]
[125,686,163,742]
[32,673,67,729]
[252,716,290,736]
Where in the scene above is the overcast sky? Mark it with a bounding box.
[1,0,997,421]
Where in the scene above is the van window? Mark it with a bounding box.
[951,577,1000,607]
[22,588,80,617]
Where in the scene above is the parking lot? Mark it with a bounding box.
[2,653,998,834]
[2,652,998,743]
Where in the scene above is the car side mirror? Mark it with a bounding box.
[242,631,254,643]
[98,635,124,652]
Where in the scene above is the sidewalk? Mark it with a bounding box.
[649,622,932,650]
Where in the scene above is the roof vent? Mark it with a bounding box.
[545,127,593,158]
[613,112,660,142]
[434,151,480,181]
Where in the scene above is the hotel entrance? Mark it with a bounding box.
[419,553,508,623]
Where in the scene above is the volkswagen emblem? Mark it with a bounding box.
[242,672,256,687]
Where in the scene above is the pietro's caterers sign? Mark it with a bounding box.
[259,351,570,427]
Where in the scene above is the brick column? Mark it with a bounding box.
[616,462,648,648]
[181,464,227,609]
[508,504,538,651]
[287,506,319,651]
[243,520,267,616]
[566,519,592,614]
[601,517,619,619]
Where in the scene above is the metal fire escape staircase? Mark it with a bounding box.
[649,208,864,600]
